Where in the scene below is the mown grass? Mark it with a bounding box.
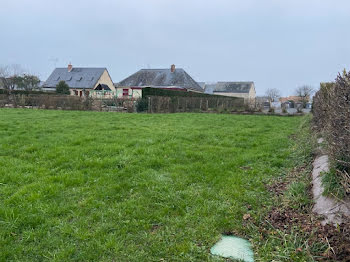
[0,109,304,261]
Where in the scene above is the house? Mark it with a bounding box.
[115,64,204,98]
[279,96,310,108]
[112,84,143,99]
[43,64,115,97]
[205,82,256,103]
[255,96,270,108]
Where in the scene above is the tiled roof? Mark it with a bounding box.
[117,68,203,92]
[213,82,255,94]
[280,96,309,103]
[43,68,106,89]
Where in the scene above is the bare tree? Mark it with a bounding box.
[0,66,13,90]
[265,88,281,103]
[17,74,41,91]
[0,64,26,90]
[295,85,314,107]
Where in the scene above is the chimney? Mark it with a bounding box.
[171,64,175,73]
[68,63,73,72]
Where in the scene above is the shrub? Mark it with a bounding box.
[56,81,70,95]
[136,98,148,112]
[313,71,350,194]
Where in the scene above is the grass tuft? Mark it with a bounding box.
[322,169,346,199]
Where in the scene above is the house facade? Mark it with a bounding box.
[43,64,116,97]
[115,64,204,98]
[113,86,143,99]
[279,95,310,108]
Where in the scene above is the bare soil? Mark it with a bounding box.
[266,166,350,261]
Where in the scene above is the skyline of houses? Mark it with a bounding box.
[1,63,312,106]
[41,63,257,101]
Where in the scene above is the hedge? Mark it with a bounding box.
[313,71,350,193]
[0,89,56,95]
[141,87,242,100]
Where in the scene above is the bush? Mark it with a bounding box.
[56,81,70,95]
[313,71,350,194]
[0,89,55,95]
[136,98,148,112]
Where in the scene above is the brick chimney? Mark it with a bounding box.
[171,64,176,73]
[68,63,73,72]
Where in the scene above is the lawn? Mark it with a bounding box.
[0,109,303,261]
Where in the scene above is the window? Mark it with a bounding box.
[85,91,90,97]
[74,90,78,96]
[123,89,129,97]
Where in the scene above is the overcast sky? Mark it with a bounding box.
[1,0,350,95]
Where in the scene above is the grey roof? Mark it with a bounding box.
[213,82,255,93]
[197,82,206,89]
[43,68,106,89]
[117,68,203,92]
[204,84,217,94]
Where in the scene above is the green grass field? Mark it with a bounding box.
[0,109,304,261]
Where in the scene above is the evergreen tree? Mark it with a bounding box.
[56,81,70,94]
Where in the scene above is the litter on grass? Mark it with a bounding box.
[210,235,254,262]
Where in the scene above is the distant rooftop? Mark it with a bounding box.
[117,65,203,92]
[43,65,107,89]
[203,81,255,94]
[213,82,255,93]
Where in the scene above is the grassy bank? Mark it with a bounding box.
[0,109,303,261]
[251,115,327,261]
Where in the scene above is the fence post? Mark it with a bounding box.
[168,97,170,112]
[148,96,151,113]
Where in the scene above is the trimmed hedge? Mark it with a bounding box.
[141,87,241,100]
[313,72,350,193]
[0,89,56,95]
